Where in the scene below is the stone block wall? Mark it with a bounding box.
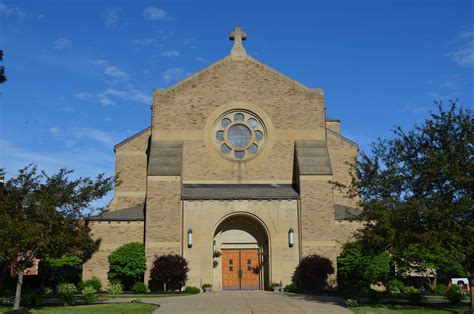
[110,129,150,211]
[82,221,144,288]
[144,179,182,283]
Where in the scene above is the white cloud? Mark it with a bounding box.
[448,27,474,68]
[89,59,109,66]
[195,57,209,63]
[74,92,93,100]
[0,3,43,19]
[449,43,474,68]
[132,38,162,48]
[161,49,180,57]
[53,37,72,50]
[74,128,116,148]
[459,26,474,39]
[75,88,151,106]
[104,66,128,79]
[104,8,120,26]
[143,7,167,20]
[49,127,60,137]
[163,68,184,83]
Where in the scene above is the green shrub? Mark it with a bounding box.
[183,286,200,294]
[387,279,406,296]
[42,287,54,297]
[108,242,146,290]
[292,254,334,292]
[283,283,298,293]
[345,298,359,307]
[446,285,465,305]
[434,283,447,295]
[81,286,98,305]
[149,254,189,291]
[108,282,123,295]
[368,289,380,302]
[21,289,43,306]
[337,243,390,293]
[57,282,77,305]
[132,282,148,294]
[404,286,423,304]
[80,277,102,291]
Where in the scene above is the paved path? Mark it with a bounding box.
[141,291,352,314]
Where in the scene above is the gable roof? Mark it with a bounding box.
[113,127,151,152]
[182,184,299,200]
[162,54,321,95]
[89,204,144,221]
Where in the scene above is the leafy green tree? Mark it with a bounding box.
[0,50,6,84]
[0,165,113,310]
[107,242,146,290]
[338,242,390,293]
[336,100,473,287]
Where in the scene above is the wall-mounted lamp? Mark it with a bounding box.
[288,227,294,247]
[187,228,193,248]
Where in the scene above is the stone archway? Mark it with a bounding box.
[212,213,270,290]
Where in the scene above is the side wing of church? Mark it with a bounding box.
[83,27,360,290]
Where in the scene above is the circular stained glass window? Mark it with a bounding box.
[214,110,266,161]
[228,124,251,148]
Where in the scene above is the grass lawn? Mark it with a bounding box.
[98,293,189,298]
[350,304,470,314]
[0,303,157,314]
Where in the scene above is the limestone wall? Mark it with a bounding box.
[151,57,325,184]
[82,221,144,288]
[182,199,300,290]
[144,178,182,284]
[109,129,150,211]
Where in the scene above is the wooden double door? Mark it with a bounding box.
[222,249,260,290]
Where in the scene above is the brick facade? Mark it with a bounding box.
[83,28,360,290]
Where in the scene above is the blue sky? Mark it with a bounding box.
[0,1,473,205]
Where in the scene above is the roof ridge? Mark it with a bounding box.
[113,126,151,152]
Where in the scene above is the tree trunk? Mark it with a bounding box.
[13,270,23,310]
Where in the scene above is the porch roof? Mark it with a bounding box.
[181,184,300,200]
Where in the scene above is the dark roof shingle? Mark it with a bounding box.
[182,184,299,200]
[89,204,144,221]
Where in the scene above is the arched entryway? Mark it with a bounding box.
[212,213,270,290]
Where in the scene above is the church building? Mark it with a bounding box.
[83,27,360,290]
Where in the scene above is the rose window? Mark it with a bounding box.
[215,111,265,161]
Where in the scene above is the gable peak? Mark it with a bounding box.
[229,26,247,61]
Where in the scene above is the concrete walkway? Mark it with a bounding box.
[141,291,352,313]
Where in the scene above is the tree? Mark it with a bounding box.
[148,254,189,292]
[107,242,146,290]
[0,165,113,310]
[338,242,390,294]
[292,254,334,292]
[336,100,473,287]
[0,50,6,84]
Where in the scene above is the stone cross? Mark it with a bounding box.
[229,26,247,60]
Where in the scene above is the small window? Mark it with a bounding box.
[229,266,233,271]
[234,150,245,159]
[247,144,258,154]
[255,131,264,141]
[221,144,231,154]
[234,113,245,121]
[221,118,232,128]
[229,259,233,265]
[247,118,258,128]
[216,130,224,141]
